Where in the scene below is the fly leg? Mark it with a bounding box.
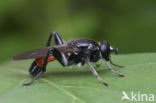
[26,31,64,86]
[46,33,53,47]
[109,57,124,68]
[51,31,70,66]
[23,48,53,86]
[29,34,53,76]
[52,31,64,45]
[102,58,124,77]
[110,48,125,68]
[95,63,101,67]
[29,31,64,76]
[46,31,64,46]
[86,62,108,87]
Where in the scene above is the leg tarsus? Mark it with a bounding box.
[102,58,125,77]
[95,63,101,67]
[23,71,43,86]
[86,62,108,87]
[110,59,125,68]
[119,74,125,77]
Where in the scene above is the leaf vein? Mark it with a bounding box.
[0,79,26,99]
[42,78,86,103]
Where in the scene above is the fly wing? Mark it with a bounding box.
[13,47,50,60]
[13,44,79,60]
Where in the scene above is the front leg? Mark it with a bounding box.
[109,58,125,68]
[102,58,124,77]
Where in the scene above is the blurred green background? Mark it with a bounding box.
[0,0,156,63]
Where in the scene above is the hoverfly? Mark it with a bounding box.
[13,31,124,87]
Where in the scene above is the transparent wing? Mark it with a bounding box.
[13,44,79,60]
[13,47,50,60]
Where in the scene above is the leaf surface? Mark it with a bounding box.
[0,53,155,103]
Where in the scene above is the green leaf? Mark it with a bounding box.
[0,53,155,103]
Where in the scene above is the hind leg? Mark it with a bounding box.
[27,32,65,86]
[50,32,70,66]
[52,31,64,45]
[46,31,64,46]
[23,48,53,86]
[29,32,64,76]
[29,34,53,76]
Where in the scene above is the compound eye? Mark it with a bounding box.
[100,41,110,60]
[100,41,110,53]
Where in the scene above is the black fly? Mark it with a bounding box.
[13,31,125,87]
